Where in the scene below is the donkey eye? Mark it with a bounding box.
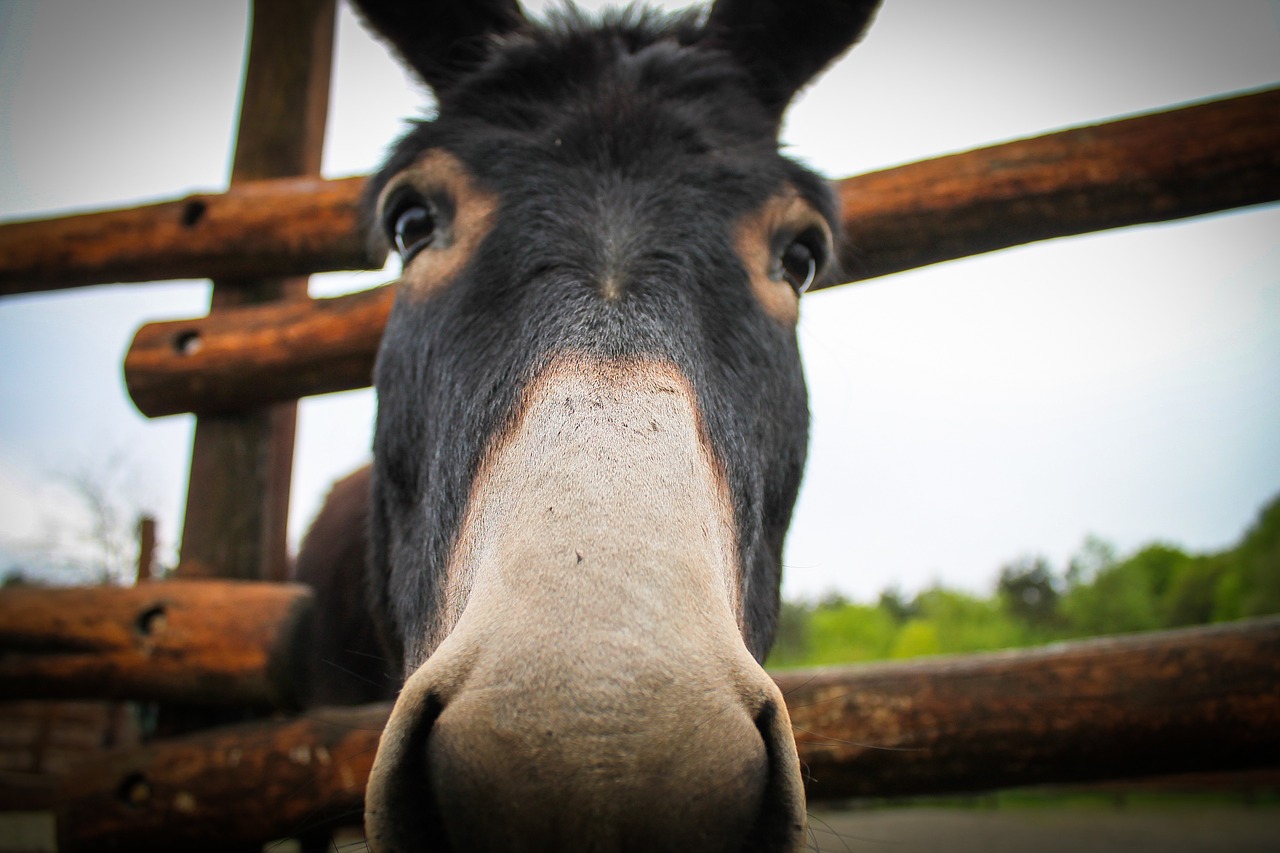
[387,198,437,262]
[776,232,827,295]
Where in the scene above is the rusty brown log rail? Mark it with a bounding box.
[2,87,1274,301]
[51,618,1280,850]
[0,581,315,710]
[54,703,384,852]
[828,86,1280,287]
[115,88,1280,417]
[780,616,1280,801]
[0,176,379,297]
[126,284,393,417]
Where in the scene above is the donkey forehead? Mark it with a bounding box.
[366,15,820,211]
[437,13,771,144]
[384,137,821,223]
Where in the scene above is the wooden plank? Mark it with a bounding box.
[0,770,57,812]
[2,88,1275,299]
[0,582,315,709]
[177,0,336,584]
[0,177,377,296]
[779,617,1280,800]
[52,619,1280,850]
[126,285,392,417]
[135,516,157,583]
[118,89,1280,416]
[825,86,1280,287]
[55,703,384,852]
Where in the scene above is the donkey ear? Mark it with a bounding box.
[351,0,527,92]
[703,0,881,116]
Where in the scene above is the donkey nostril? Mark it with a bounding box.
[747,698,808,851]
[366,691,451,853]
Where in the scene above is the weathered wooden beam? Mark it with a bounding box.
[3,88,1274,300]
[126,284,392,417]
[0,581,315,710]
[55,703,382,853]
[781,617,1280,800]
[0,177,378,296]
[51,619,1280,850]
[825,86,1280,287]
[119,89,1280,416]
[0,770,57,812]
[135,515,157,583]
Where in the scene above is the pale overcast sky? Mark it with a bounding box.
[1,0,1278,601]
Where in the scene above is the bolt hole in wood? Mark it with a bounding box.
[172,330,203,356]
[134,604,167,638]
[117,772,152,809]
[180,199,206,227]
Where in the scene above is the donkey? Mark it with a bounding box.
[294,0,882,849]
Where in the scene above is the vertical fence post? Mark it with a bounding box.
[176,0,337,582]
[135,515,157,583]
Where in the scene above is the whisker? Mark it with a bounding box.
[779,673,821,698]
[784,686,869,712]
[319,657,390,689]
[805,811,855,853]
[806,809,902,851]
[338,648,393,663]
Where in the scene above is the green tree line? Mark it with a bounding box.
[766,491,1280,669]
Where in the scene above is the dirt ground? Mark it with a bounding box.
[5,804,1278,851]
[803,805,1280,853]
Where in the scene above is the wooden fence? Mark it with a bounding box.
[1,0,1278,849]
[43,617,1280,850]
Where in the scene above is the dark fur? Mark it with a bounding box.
[300,0,878,694]
[291,466,393,704]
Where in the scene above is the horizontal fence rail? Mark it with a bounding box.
[779,617,1280,801]
[51,617,1280,851]
[3,89,1276,298]
[126,284,393,417]
[0,176,380,296]
[56,703,385,852]
[834,86,1280,283]
[114,88,1280,417]
[0,581,315,710]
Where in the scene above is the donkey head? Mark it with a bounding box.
[353,1,880,849]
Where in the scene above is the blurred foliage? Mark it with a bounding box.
[766,491,1280,669]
